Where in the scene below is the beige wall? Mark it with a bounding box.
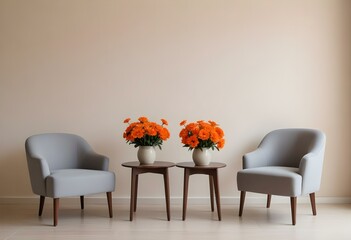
[0,0,350,199]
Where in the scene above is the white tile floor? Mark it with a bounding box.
[1,202,351,240]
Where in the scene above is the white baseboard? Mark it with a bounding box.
[1,196,350,205]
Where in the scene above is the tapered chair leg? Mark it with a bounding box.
[80,196,84,210]
[239,191,246,217]
[266,194,271,208]
[309,192,317,216]
[290,197,297,225]
[107,192,113,218]
[53,198,59,226]
[38,196,45,216]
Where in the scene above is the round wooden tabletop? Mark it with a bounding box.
[122,161,175,169]
[176,162,226,169]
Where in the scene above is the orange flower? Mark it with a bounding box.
[198,129,210,140]
[138,116,149,123]
[179,120,187,126]
[210,131,220,143]
[199,122,212,132]
[123,132,135,142]
[131,127,145,139]
[181,136,188,145]
[155,124,163,133]
[179,128,188,138]
[145,126,157,136]
[179,119,225,151]
[186,123,198,133]
[125,125,132,134]
[209,120,217,126]
[159,128,170,140]
[217,139,225,149]
[193,128,200,136]
[126,134,134,142]
[186,135,199,148]
[215,127,224,138]
[123,117,170,149]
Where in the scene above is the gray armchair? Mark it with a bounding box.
[25,133,116,226]
[237,129,326,225]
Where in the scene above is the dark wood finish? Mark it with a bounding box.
[122,161,175,169]
[177,162,226,221]
[212,169,222,220]
[176,162,226,169]
[266,194,271,208]
[182,168,190,221]
[38,196,45,216]
[44,193,113,226]
[239,191,246,217]
[290,197,297,225]
[163,168,171,221]
[106,192,113,218]
[80,196,84,210]
[309,192,317,216]
[134,175,139,212]
[209,176,214,212]
[129,168,137,221]
[122,161,175,221]
[53,198,59,227]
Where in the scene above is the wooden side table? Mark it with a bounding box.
[122,161,175,221]
[176,162,226,221]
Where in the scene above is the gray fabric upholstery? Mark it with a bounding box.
[237,129,326,196]
[47,169,115,198]
[237,166,302,196]
[25,133,115,198]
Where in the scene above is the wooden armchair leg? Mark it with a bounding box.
[53,198,59,226]
[239,191,246,217]
[290,197,296,225]
[107,192,113,218]
[39,196,45,216]
[266,194,271,208]
[309,192,317,216]
[80,196,84,210]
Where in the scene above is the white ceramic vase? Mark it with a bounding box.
[192,148,211,166]
[137,146,156,165]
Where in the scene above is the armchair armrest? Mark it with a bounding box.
[299,152,324,195]
[26,155,50,196]
[82,152,110,171]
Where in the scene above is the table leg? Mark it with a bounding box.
[212,170,222,221]
[134,174,139,212]
[129,169,137,221]
[182,168,190,221]
[163,168,171,221]
[209,175,214,212]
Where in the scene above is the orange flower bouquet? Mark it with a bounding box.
[179,120,225,151]
[123,117,170,149]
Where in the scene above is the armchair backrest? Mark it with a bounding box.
[25,133,92,171]
[259,129,325,167]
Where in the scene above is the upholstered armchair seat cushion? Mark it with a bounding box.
[237,166,302,197]
[46,169,115,198]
